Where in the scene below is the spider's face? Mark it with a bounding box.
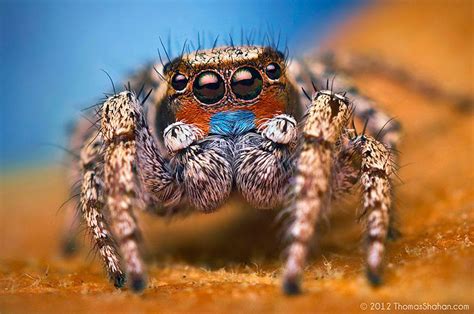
[163,46,290,136]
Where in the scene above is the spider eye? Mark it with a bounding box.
[171,73,188,91]
[231,67,263,101]
[265,63,281,80]
[193,71,225,105]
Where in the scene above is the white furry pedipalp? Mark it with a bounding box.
[163,122,203,153]
[260,114,298,144]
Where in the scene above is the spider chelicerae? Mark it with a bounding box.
[63,44,401,294]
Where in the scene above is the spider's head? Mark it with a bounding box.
[161,46,290,136]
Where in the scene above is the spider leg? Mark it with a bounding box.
[282,91,351,295]
[349,134,395,286]
[100,90,191,292]
[292,57,402,149]
[292,57,402,238]
[78,131,125,288]
[235,114,298,209]
[60,116,99,256]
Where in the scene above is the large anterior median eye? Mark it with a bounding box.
[231,67,263,101]
[193,71,225,104]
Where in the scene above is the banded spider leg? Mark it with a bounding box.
[282,89,397,294]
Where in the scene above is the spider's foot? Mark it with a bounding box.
[367,239,385,287]
[261,114,297,144]
[282,277,302,296]
[129,273,147,293]
[366,267,383,287]
[164,122,203,153]
[61,237,78,257]
[112,272,126,288]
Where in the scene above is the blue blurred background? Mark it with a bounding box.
[0,0,366,172]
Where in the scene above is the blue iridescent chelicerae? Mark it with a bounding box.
[209,110,256,136]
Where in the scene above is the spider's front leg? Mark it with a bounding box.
[97,91,183,292]
[349,134,394,285]
[282,91,350,295]
[293,56,403,239]
[101,95,147,291]
[234,114,298,209]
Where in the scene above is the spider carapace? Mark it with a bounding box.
[65,45,401,294]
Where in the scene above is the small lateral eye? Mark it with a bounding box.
[231,67,263,101]
[171,73,188,91]
[265,62,281,80]
[193,71,225,105]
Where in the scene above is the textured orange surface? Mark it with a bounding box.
[1,2,473,313]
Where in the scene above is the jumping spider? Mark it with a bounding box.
[64,45,401,294]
